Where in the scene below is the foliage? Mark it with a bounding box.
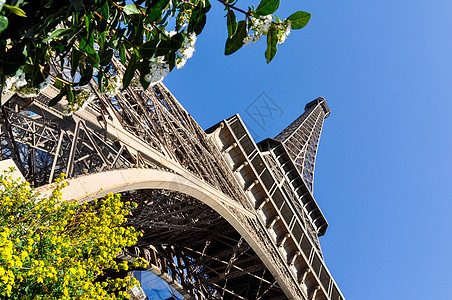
[0,0,311,112]
[0,169,144,299]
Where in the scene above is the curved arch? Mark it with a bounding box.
[37,168,252,222]
[36,168,298,299]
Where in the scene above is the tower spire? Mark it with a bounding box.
[275,97,330,191]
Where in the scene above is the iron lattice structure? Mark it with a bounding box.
[0,64,344,299]
[274,98,331,191]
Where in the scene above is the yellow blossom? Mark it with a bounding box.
[0,171,144,299]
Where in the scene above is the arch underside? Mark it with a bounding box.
[1,83,336,299]
[35,167,296,299]
[121,189,286,300]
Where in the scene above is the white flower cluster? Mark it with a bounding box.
[177,32,197,69]
[244,15,273,45]
[2,74,50,98]
[176,9,192,28]
[278,21,291,44]
[144,62,170,86]
[63,90,95,116]
[181,33,197,59]
[104,74,122,98]
[140,31,197,86]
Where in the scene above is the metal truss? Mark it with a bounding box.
[122,189,286,300]
[274,98,331,191]
[0,97,132,186]
[0,57,344,300]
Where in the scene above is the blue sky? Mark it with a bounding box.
[163,1,452,299]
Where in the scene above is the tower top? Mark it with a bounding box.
[274,97,330,191]
[275,97,330,143]
[305,97,331,118]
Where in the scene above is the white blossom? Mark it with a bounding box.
[63,89,95,115]
[243,35,254,46]
[176,9,192,28]
[176,57,187,69]
[62,109,74,116]
[278,21,291,44]
[16,86,40,98]
[80,92,95,110]
[180,32,196,59]
[15,75,27,89]
[144,62,170,86]
[180,47,194,60]
[155,56,166,64]
[104,74,122,98]
[244,15,274,44]
[2,77,16,95]
[3,74,50,98]
[254,15,273,34]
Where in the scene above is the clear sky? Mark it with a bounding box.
[163,1,452,299]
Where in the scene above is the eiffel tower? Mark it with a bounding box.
[0,67,344,299]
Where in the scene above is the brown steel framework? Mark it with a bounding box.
[122,189,286,299]
[274,98,331,191]
[0,58,344,299]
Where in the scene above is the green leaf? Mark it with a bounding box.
[65,84,74,105]
[1,51,26,75]
[265,26,277,63]
[255,0,279,16]
[139,60,150,90]
[132,16,144,46]
[122,54,136,89]
[86,52,100,68]
[155,38,171,57]
[149,0,170,11]
[140,38,159,58]
[44,0,54,9]
[119,43,126,65]
[0,0,5,11]
[79,65,93,86]
[170,33,184,51]
[188,7,207,35]
[100,2,109,20]
[123,4,141,15]
[79,34,96,55]
[98,31,106,48]
[43,28,73,43]
[84,14,90,33]
[69,0,83,11]
[3,4,27,17]
[225,20,246,55]
[30,47,43,83]
[99,49,113,66]
[53,74,64,89]
[97,69,104,93]
[168,50,176,71]
[0,16,8,34]
[203,0,211,13]
[24,23,44,38]
[147,9,162,22]
[70,48,81,77]
[226,10,237,38]
[48,88,66,107]
[287,11,311,29]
